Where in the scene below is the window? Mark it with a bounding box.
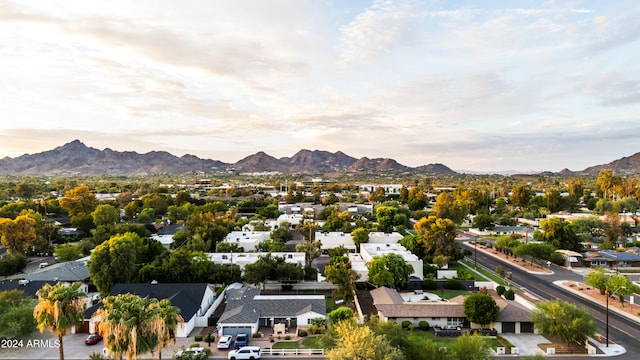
[446,317,463,328]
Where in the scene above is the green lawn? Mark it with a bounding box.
[408,331,503,350]
[446,262,488,281]
[301,336,323,349]
[272,341,300,349]
[424,289,469,299]
[272,336,323,349]
[459,258,509,286]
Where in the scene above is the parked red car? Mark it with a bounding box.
[85,334,102,345]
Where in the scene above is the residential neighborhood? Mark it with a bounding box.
[1,170,640,360]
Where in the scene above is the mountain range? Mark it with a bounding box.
[0,140,638,176]
[0,140,455,176]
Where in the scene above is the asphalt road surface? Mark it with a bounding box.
[462,241,640,359]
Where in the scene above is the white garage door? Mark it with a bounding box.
[221,326,252,337]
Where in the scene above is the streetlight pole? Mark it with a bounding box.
[474,235,477,269]
[606,285,609,347]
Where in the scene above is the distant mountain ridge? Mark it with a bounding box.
[0,140,456,176]
[1,140,638,176]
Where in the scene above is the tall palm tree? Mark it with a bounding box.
[153,298,184,360]
[96,293,169,360]
[33,282,87,360]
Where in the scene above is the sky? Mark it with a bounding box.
[1,0,639,173]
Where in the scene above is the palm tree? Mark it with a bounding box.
[153,298,184,360]
[33,282,87,360]
[96,293,172,360]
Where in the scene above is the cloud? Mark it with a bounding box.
[339,0,421,63]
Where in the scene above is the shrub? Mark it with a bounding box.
[503,289,515,300]
[252,332,262,338]
[418,320,430,330]
[401,320,413,330]
[194,335,202,342]
[496,285,506,296]
[422,279,438,290]
[89,352,108,360]
[284,335,291,340]
[307,324,325,334]
[298,330,308,337]
[444,279,462,290]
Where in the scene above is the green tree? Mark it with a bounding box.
[270,224,293,243]
[327,320,403,360]
[367,316,411,351]
[33,282,86,360]
[375,205,397,233]
[584,268,608,295]
[449,332,492,360]
[351,228,369,251]
[514,243,556,265]
[413,215,459,258]
[0,289,36,339]
[367,253,413,289]
[137,207,156,224]
[407,187,427,211]
[324,256,359,303]
[91,204,120,227]
[472,213,494,231]
[141,193,172,216]
[55,243,83,262]
[0,253,28,276]
[87,232,141,296]
[463,293,500,329]
[535,217,581,251]
[215,241,244,253]
[607,274,639,307]
[96,294,164,360]
[327,307,354,328]
[510,185,533,208]
[531,300,596,345]
[243,253,304,287]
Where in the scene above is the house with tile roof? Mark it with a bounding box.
[85,282,217,337]
[217,284,326,337]
[370,287,535,334]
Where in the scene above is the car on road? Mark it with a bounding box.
[217,335,233,349]
[234,333,248,349]
[84,334,102,345]
[227,346,261,360]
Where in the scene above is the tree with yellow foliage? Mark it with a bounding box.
[327,320,403,360]
[59,185,96,217]
[0,214,36,254]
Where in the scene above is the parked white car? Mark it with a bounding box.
[217,335,233,349]
[227,346,261,360]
